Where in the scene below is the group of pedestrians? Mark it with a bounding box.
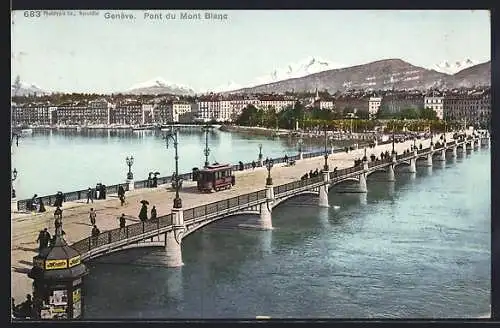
[27,194,46,213]
[300,168,321,180]
[139,201,157,222]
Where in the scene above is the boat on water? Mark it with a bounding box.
[20,128,33,135]
[132,124,155,131]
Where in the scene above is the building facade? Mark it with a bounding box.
[112,102,143,125]
[424,93,444,120]
[379,93,424,115]
[443,89,490,128]
[368,97,382,117]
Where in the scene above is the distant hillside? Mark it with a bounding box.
[444,61,491,88]
[225,59,490,94]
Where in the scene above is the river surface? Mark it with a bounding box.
[12,129,490,318]
[11,129,331,199]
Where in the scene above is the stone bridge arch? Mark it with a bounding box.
[181,210,261,241]
[394,161,410,169]
[81,240,165,262]
[272,191,320,209]
[329,177,360,188]
[365,169,386,179]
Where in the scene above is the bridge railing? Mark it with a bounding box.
[367,158,390,168]
[183,190,267,222]
[329,165,363,181]
[446,141,455,147]
[273,175,323,196]
[16,183,130,212]
[71,213,173,255]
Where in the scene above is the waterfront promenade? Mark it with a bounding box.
[11,133,455,301]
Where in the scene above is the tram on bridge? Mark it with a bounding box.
[195,163,235,192]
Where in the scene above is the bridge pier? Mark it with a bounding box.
[258,184,274,230]
[473,139,479,151]
[481,136,490,148]
[387,157,396,182]
[164,208,185,267]
[437,148,446,161]
[318,170,330,207]
[451,144,457,158]
[127,178,135,191]
[424,153,433,167]
[357,172,368,193]
[408,151,417,173]
[298,150,303,160]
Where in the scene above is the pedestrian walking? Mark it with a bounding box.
[139,203,148,222]
[54,206,62,219]
[38,198,46,213]
[36,228,49,251]
[118,185,126,206]
[86,187,93,204]
[119,214,126,229]
[89,208,96,226]
[150,205,157,221]
[91,225,100,245]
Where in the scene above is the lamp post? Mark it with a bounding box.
[363,147,367,162]
[201,124,212,168]
[125,156,134,180]
[12,168,17,199]
[391,127,395,155]
[323,125,329,171]
[265,158,274,185]
[164,127,182,209]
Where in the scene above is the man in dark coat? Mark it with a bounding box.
[86,187,93,204]
[139,203,148,222]
[150,206,157,220]
[119,214,126,229]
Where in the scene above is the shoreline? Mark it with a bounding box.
[220,124,381,143]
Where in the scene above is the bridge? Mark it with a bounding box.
[65,133,487,267]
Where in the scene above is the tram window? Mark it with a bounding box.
[221,170,227,177]
[216,171,220,180]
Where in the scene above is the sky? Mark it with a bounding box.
[11,10,490,93]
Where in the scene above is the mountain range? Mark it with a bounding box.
[12,57,490,97]
[225,58,491,94]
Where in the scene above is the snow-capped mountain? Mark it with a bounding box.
[213,56,345,93]
[126,77,195,95]
[201,81,243,94]
[11,81,50,96]
[433,59,477,75]
[251,56,345,86]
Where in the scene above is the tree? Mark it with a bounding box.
[420,107,438,120]
[356,109,370,120]
[399,108,420,120]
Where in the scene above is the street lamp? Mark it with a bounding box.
[297,137,303,153]
[323,125,329,171]
[201,124,212,168]
[11,168,17,199]
[125,156,134,180]
[258,143,263,162]
[164,127,182,209]
[265,158,274,185]
[392,127,395,155]
[363,148,367,162]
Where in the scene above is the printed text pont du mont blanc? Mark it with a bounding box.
[102,11,228,21]
[142,11,229,21]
